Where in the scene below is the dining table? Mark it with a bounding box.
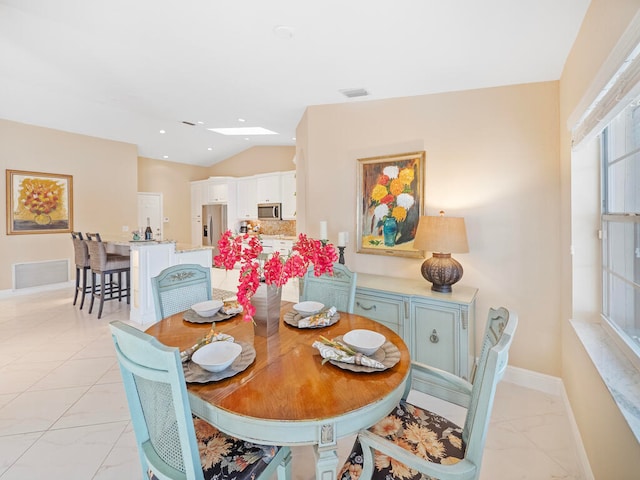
[144,301,411,479]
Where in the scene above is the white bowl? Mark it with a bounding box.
[293,301,324,316]
[191,341,242,372]
[343,329,386,356]
[191,300,223,317]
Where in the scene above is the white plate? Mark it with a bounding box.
[293,301,324,316]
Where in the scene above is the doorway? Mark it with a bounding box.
[137,192,163,240]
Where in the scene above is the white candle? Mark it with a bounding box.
[338,231,347,247]
[319,221,328,240]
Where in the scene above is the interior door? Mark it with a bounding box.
[138,192,163,239]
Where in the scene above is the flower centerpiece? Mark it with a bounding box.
[214,231,338,322]
[369,165,415,246]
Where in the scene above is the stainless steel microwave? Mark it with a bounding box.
[257,203,281,220]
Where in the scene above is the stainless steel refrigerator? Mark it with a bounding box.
[202,204,227,255]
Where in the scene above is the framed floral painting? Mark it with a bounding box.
[356,151,425,258]
[6,169,73,235]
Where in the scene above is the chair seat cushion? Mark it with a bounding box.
[339,400,466,480]
[150,416,282,480]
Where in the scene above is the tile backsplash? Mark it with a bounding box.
[244,219,296,236]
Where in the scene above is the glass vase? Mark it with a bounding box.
[383,217,398,247]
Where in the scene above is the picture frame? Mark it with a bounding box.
[6,169,73,235]
[356,151,425,258]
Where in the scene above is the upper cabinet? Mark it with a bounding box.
[256,173,281,204]
[237,177,257,219]
[207,179,228,203]
[281,171,296,219]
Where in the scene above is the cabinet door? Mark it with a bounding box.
[281,171,296,219]
[207,182,228,203]
[191,182,205,218]
[191,216,202,247]
[353,290,405,335]
[236,178,257,219]
[411,301,459,375]
[256,174,281,203]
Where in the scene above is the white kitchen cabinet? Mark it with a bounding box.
[281,171,296,219]
[207,179,228,203]
[236,177,257,219]
[354,273,477,380]
[273,239,293,256]
[190,181,207,246]
[256,173,281,204]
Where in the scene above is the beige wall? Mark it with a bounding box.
[137,157,210,244]
[559,0,640,477]
[298,82,562,376]
[207,146,295,177]
[0,119,138,291]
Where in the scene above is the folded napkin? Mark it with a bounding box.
[312,340,385,369]
[298,306,337,328]
[221,299,243,316]
[180,333,234,363]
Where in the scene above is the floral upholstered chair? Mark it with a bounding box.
[109,321,292,480]
[339,307,517,480]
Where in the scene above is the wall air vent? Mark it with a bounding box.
[339,88,370,99]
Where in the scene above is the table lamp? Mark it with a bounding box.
[413,211,469,293]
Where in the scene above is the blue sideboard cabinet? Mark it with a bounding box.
[354,273,478,380]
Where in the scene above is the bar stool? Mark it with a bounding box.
[71,231,91,309]
[86,238,130,319]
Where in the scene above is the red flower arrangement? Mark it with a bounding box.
[214,231,338,321]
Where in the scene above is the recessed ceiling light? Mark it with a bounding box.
[238,118,246,122]
[207,147,212,151]
[197,121,204,125]
[163,155,169,159]
[159,129,166,134]
[208,127,278,136]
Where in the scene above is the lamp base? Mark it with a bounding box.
[420,252,463,293]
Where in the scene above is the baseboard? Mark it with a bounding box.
[502,364,564,395]
[0,280,74,298]
[503,364,594,480]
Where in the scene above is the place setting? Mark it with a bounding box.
[180,327,256,383]
[312,329,401,372]
[182,298,243,324]
[283,300,341,328]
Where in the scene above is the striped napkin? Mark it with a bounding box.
[312,340,385,369]
[298,306,337,328]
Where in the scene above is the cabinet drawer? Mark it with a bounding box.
[354,293,403,327]
[412,304,458,375]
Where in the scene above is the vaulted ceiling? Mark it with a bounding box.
[0,0,591,166]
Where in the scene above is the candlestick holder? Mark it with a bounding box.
[338,246,345,264]
[321,239,328,247]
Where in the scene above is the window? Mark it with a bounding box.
[601,97,640,358]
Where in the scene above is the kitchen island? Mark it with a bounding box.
[110,241,213,326]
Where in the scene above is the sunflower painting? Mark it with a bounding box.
[6,170,73,234]
[357,152,425,258]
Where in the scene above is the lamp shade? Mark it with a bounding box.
[413,213,469,254]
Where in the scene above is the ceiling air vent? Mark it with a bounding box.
[182,121,196,126]
[339,88,369,99]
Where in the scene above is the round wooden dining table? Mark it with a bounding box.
[145,301,411,479]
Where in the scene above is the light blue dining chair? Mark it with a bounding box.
[299,262,357,313]
[151,264,212,321]
[109,321,292,480]
[338,307,518,480]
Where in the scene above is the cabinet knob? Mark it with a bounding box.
[429,329,439,343]
[356,301,376,312]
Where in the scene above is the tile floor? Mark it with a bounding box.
[0,286,585,479]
